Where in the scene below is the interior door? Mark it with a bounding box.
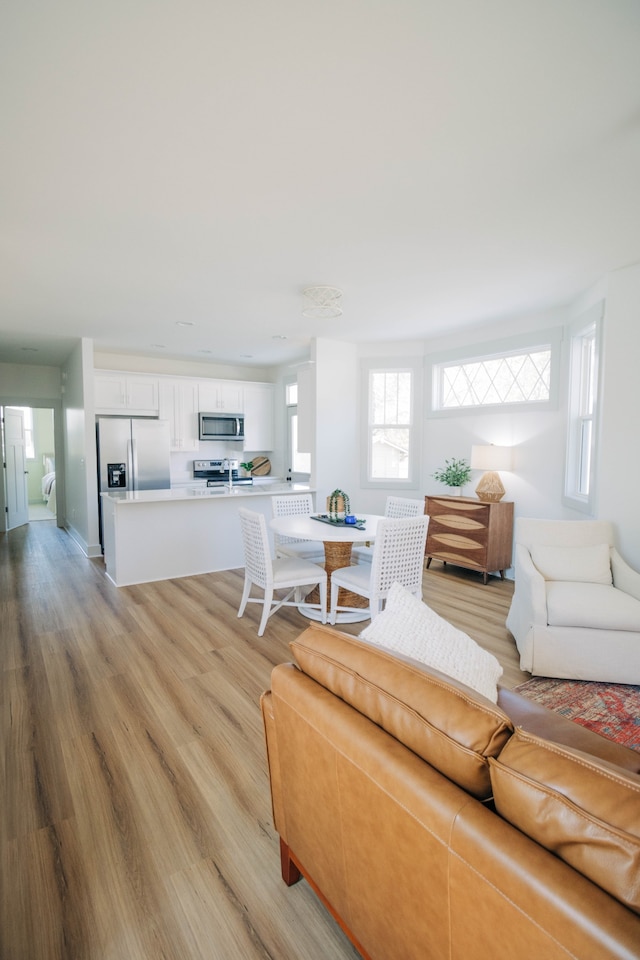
[3,407,30,530]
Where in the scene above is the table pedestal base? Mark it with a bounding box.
[303,540,371,624]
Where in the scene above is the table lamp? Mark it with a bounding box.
[470,445,513,502]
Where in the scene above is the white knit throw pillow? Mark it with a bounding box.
[360,581,503,703]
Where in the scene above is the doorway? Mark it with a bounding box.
[1,405,57,527]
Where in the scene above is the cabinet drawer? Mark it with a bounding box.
[426,497,490,525]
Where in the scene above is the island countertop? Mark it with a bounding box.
[101,481,313,504]
[100,482,317,586]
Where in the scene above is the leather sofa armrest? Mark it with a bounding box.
[261,690,288,841]
[497,686,640,774]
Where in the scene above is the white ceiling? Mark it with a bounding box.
[2,1,640,369]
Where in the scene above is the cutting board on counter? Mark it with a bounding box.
[251,456,271,476]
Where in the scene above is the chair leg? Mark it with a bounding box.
[237,576,252,617]
[258,588,274,637]
[319,579,327,624]
[329,579,340,625]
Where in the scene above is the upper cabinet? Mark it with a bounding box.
[94,371,275,452]
[159,379,200,451]
[198,380,243,413]
[95,373,159,415]
[243,383,275,451]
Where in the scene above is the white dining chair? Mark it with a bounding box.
[271,494,325,562]
[330,515,429,623]
[352,496,426,564]
[238,507,327,636]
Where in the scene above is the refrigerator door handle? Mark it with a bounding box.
[128,438,138,491]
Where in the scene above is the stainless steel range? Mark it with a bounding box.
[193,459,253,488]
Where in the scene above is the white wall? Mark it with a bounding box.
[312,338,359,511]
[305,290,640,578]
[597,261,640,568]
[62,339,101,556]
[0,362,61,399]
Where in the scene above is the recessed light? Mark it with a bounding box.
[240,353,253,358]
[176,320,195,327]
[21,346,39,352]
[272,335,288,340]
[198,349,213,354]
[151,343,167,349]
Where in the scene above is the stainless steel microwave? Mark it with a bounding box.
[198,412,245,441]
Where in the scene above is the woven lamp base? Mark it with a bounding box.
[475,470,505,502]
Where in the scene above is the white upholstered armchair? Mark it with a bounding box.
[506,518,640,682]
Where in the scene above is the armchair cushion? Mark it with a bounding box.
[546,582,640,631]
[530,543,612,584]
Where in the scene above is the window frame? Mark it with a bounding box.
[360,357,422,490]
[284,378,311,481]
[563,303,604,514]
[427,328,562,417]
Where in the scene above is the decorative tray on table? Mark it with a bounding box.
[311,514,366,530]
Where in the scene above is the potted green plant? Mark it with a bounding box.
[432,458,471,495]
[328,488,350,520]
[240,460,254,478]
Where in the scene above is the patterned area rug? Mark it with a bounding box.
[515,677,640,752]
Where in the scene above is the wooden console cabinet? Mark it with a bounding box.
[424,496,514,584]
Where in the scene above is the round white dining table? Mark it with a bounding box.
[269,513,384,623]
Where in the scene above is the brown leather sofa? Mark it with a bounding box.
[261,625,640,960]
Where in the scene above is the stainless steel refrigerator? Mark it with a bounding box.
[97,417,171,546]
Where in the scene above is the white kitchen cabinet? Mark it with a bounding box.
[95,372,159,414]
[243,383,275,451]
[198,380,244,413]
[159,379,200,451]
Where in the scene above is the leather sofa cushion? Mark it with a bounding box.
[489,728,640,913]
[546,581,640,630]
[289,625,513,799]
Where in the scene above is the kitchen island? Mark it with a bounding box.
[100,482,316,586]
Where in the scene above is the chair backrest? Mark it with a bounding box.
[385,496,425,519]
[272,494,315,544]
[238,508,273,589]
[514,518,614,550]
[369,515,430,601]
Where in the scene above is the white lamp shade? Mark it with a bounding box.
[470,445,513,472]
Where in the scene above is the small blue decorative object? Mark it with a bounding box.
[344,515,357,525]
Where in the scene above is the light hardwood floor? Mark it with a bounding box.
[1,521,526,960]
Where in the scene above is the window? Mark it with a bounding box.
[285,381,310,477]
[429,330,561,415]
[564,304,603,513]
[14,406,35,459]
[361,358,421,488]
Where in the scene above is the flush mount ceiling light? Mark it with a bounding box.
[302,285,343,319]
